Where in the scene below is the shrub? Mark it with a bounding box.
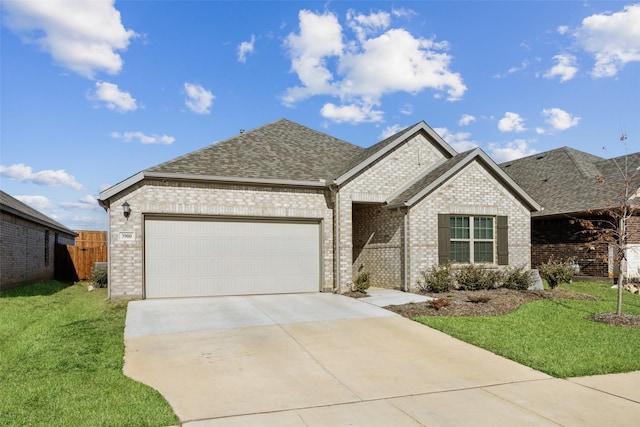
[455,264,495,291]
[429,298,451,310]
[90,263,108,288]
[539,258,575,289]
[416,263,453,293]
[502,266,534,290]
[352,270,371,293]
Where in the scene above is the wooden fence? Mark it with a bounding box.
[55,231,107,281]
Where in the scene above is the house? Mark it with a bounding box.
[98,119,540,299]
[500,147,640,280]
[0,190,77,290]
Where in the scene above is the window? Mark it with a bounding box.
[44,230,50,266]
[438,214,508,265]
[449,216,494,263]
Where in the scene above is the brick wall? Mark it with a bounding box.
[531,216,609,277]
[107,180,334,299]
[408,161,532,291]
[352,203,403,289]
[339,132,446,291]
[1,212,55,290]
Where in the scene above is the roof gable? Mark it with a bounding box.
[334,121,457,185]
[388,148,540,211]
[0,190,77,237]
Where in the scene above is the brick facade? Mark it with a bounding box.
[531,216,609,277]
[407,161,532,291]
[352,203,404,288]
[1,212,55,290]
[107,180,334,299]
[104,129,537,298]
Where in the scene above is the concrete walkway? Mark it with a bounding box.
[123,290,640,426]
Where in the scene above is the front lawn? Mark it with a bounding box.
[415,281,640,378]
[0,281,178,427]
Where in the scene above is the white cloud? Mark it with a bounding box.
[60,195,101,211]
[237,34,255,63]
[380,124,405,140]
[0,163,82,189]
[488,140,537,163]
[346,9,391,42]
[14,195,53,211]
[320,102,383,124]
[90,81,137,112]
[434,127,478,152]
[111,131,175,145]
[400,104,413,115]
[542,108,580,131]
[574,4,640,77]
[283,9,466,123]
[184,82,214,114]
[544,54,578,82]
[498,112,526,132]
[3,0,136,78]
[557,25,570,35]
[458,114,476,126]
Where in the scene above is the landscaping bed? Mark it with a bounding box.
[386,288,597,317]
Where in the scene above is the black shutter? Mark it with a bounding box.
[438,214,450,264]
[497,216,508,265]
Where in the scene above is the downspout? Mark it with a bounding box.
[400,207,409,292]
[330,184,340,293]
[106,206,112,300]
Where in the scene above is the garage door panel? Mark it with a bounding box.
[145,218,321,298]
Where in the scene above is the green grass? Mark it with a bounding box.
[415,281,640,378]
[0,281,178,427]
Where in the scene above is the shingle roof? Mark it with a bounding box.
[500,147,640,217]
[146,118,363,182]
[0,190,77,236]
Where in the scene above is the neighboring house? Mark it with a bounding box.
[0,190,77,290]
[98,119,539,300]
[501,147,640,279]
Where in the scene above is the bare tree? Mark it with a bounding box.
[578,134,639,315]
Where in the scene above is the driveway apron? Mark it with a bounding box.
[123,293,640,426]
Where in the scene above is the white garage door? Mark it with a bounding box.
[144,217,321,298]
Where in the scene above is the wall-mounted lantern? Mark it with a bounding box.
[122,201,131,219]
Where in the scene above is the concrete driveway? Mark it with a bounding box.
[124,292,640,426]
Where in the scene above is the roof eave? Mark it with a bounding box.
[98,171,329,206]
[0,205,78,237]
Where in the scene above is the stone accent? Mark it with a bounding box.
[1,212,55,289]
[107,180,334,299]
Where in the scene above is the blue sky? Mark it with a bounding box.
[1,1,639,231]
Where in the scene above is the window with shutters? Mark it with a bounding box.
[439,214,508,265]
[449,216,494,264]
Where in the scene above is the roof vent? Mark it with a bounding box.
[239,129,245,134]
[536,155,545,160]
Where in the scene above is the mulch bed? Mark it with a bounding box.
[374,288,640,328]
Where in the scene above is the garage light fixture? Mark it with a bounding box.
[122,201,131,219]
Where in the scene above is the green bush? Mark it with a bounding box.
[90,263,108,288]
[502,266,534,290]
[416,263,454,293]
[455,264,496,291]
[539,258,575,289]
[352,270,371,293]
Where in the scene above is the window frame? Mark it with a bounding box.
[449,215,496,264]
